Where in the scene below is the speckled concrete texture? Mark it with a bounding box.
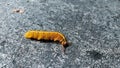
[0,0,120,68]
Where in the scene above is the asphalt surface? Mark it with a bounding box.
[0,0,120,68]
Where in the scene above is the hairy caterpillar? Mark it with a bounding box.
[24,30,69,52]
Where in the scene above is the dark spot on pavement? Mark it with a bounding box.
[86,50,103,60]
[0,40,6,46]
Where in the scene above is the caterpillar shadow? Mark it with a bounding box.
[30,38,70,49]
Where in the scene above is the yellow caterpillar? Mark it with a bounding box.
[24,30,69,52]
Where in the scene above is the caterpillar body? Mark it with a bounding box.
[24,30,68,52]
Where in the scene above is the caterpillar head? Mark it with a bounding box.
[62,41,70,49]
[62,41,71,49]
[62,41,67,46]
[24,31,33,39]
[61,41,71,54]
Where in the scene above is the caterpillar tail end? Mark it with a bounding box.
[24,31,33,39]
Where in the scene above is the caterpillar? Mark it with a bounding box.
[24,30,69,52]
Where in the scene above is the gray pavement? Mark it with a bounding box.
[0,0,120,68]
